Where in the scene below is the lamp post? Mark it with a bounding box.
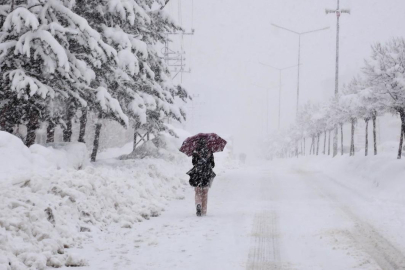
[259,62,300,130]
[326,0,350,157]
[253,83,278,135]
[271,24,329,115]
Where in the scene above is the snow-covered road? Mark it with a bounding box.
[71,163,405,270]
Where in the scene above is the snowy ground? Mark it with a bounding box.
[0,131,191,269]
[3,130,405,270]
[60,156,405,270]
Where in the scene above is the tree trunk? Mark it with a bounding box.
[78,108,87,143]
[310,137,314,155]
[365,119,369,156]
[397,125,404,159]
[340,123,344,155]
[46,121,55,143]
[132,121,141,152]
[63,120,72,142]
[313,138,315,155]
[333,125,338,157]
[304,138,306,156]
[397,110,405,159]
[313,136,316,155]
[328,130,331,155]
[313,136,315,155]
[373,114,377,155]
[316,134,320,155]
[25,109,39,147]
[63,100,74,142]
[1,101,18,133]
[300,139,304,155]
[350,119,355,156]
[323,130,326,154]
[91,114,103,162]
[133,130,138,152]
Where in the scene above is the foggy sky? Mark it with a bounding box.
[166,0,405,156]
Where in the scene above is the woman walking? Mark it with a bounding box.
[188,139,216,216]
[180,133,227,216]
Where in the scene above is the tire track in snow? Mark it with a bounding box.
[247,211,281,270]
[246,173,285,270]
[303,172,405,270]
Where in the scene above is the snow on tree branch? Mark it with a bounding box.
[96,86,129,127]
[15,30,70,71]
[6,69,54,99]
[3,7,39,33]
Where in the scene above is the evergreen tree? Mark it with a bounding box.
[0,0,120,146]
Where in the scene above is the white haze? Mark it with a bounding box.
[165,0,405,157]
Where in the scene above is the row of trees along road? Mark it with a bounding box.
[268,37,405,160]
[0,0,190,161]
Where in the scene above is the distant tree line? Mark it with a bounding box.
[267,37,405,160]
[0,0,190,161]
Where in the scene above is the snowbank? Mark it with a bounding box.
[0,132,87,186]
[0,131,32,185]
[0,131,189,269]
[31,143,88,170]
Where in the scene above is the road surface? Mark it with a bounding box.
[72,163,405,270]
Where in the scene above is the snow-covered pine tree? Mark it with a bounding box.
[73,0,189,159]
[0,0,123,146]
[90,86,129,161]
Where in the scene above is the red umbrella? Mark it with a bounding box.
[179,133,227,156]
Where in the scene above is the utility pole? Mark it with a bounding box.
[271,24,329,116]
[326,0,350,157]
[162,28,194,125]
[162,0,195,83]
[163,29,194,83]
[259,62,300,130]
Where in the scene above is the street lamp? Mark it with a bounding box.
[259,62,300,130]
[271,23,329,115]
[252,83,278,135]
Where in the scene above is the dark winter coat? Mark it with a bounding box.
[187,149,216,187]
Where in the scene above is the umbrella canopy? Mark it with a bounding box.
[179,133,227,156]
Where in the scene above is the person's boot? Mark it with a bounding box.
[196,204,202,216]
